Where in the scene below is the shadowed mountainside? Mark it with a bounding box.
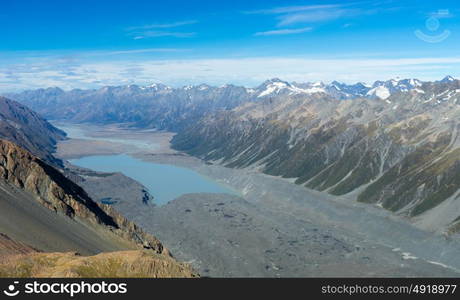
[0,96,66,165]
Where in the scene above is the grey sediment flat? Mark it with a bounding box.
[132,193,458,277]
[140,153,460,276]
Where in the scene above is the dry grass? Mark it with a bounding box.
[0,250,198,278]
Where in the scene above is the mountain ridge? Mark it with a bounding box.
[6,76,456,102]
[4,76,458,134]
[0,96,66,165]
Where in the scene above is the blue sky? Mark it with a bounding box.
[1,0,459,91]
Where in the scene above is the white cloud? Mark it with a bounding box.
[126,20,198,30]
[91,48,190,56]
[277,9,365,26]
[254,27,313,36]
[131,31,196,39]
[246,2,379,26]
[1,56,460,92]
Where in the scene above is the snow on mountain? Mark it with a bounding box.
[440,75,455,83]
[198,84,210,91]
[364,78,425,100]
[327,81,370,99]
[256,78,327,98]
[257,79,291,97]
[139,83,171,91]
[88,77,455,101]
[9,77,456,111]
[367,86,391,100]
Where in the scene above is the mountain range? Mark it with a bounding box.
[4,76,460,234]
[6,76,456,130]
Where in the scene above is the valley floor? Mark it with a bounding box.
[54,122,460,277]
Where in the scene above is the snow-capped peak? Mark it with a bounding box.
[257,79,327,98]
[367,85,391,100]
[253,77,429,100]
[142,83,171,91]
[389,79,398,87]
[409,78,422,87]
[440,75,455,83]
[257,80,291,97]
[364,78,424,100]
[197,84,210,91]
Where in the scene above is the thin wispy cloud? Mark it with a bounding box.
[247,2,378,26]
[132,32,196,40]
[126,20,198,30]
[277,8,370,26]
[244,4,342,15]
[254,27,312,36]
[103,48,190,55]
[126,20,197,40]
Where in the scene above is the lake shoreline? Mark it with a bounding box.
[69,153,238,206]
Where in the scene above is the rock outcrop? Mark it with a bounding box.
[0,139,165,254]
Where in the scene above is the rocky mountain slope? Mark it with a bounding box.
[0,96,66,164]
[172,78,460,233]
[0,139,166,254]
[0,139,197,277]
[5,84,253,131]
[0,233,38,258]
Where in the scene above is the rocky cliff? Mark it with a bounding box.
[0,139,166,253]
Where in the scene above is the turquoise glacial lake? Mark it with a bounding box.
[70,154,235,205]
